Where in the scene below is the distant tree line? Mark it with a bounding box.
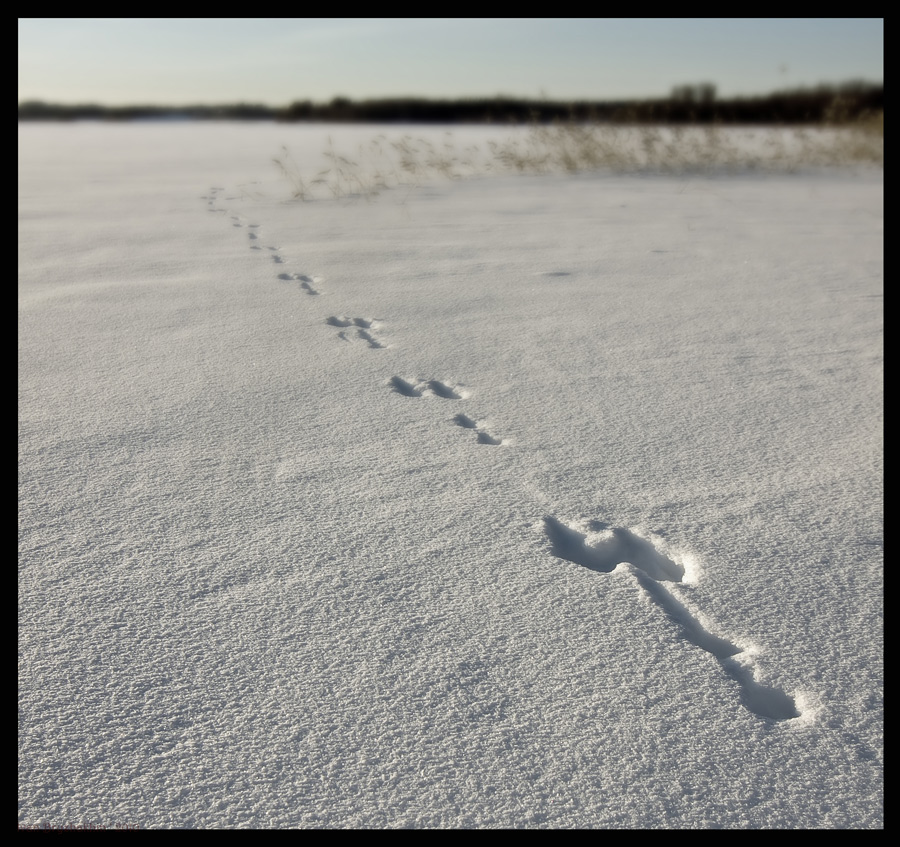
[16,101,276,122]
[18,81,882,124]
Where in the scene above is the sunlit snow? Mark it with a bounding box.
[19,123,882,829]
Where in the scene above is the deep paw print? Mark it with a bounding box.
[542,516,800,722]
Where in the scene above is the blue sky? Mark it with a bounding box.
[18,18,883,105]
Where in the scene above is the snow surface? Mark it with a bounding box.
[19,123,883,829]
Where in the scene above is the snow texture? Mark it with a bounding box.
[19,123,883,829]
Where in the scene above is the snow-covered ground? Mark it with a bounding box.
[18,123,883,829]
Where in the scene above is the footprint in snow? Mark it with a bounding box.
[205,188,226,212]
[543,516,800,722]
[390,379,504,445]
[390,377,463,399]
[452,413,502,446]
[326,317,386,348]
[278,272,321,295]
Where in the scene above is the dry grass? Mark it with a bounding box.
[273,132,486,202]
[273,114,883,202]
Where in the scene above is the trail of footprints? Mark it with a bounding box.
[207,186,504,446]
[205,186,802,722]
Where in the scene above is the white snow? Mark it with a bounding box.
[19,122,883,829]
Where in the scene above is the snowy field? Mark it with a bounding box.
[19,123,882,829]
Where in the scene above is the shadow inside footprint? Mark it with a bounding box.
[543,517,683,582]
[427,380,461,399]
[476,431,502,446]
[357,329,384,349]
[390,377,422,398]
[631,568,739,658]
[454,413,501,445]
[453,413,477,429]
[544,515,799,721]
[544,517,618,574]
[728,661,801,721]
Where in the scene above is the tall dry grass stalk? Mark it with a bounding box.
[273,114,883,202]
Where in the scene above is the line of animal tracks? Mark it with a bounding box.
[204,185,802,724]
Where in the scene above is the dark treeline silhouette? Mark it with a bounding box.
[17,101,275,122]
[18,81,882,124]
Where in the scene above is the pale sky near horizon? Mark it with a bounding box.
[18,18,883,106]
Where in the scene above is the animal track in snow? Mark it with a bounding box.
[345,329,382,347]
[326,316,373,328]
[216,205,322,295]
[425,379,463,399]
[452,413,502,446]
[389,377,423,398]
[543,516,800,722]
[326,317,385,348]
[209,194,319,298]
[389,377,464,400]
[544,518,683,581]
[390,380,506,445]
[277,273,321,295]
[205,187,226,212]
